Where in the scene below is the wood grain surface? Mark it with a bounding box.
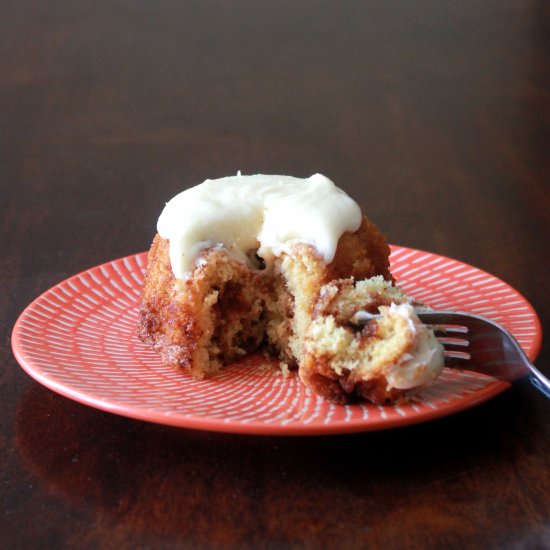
[1,1,549,549]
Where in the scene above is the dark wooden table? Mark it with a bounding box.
[2,2,549,548]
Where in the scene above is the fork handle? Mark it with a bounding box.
[524,354,550,398]
[529,374,550,399]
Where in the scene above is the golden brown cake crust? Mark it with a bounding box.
[138,235,201,374]
[324,217,392,283]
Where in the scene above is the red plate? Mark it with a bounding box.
[11,246,542,435]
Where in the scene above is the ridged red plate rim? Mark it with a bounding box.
[11,246,542,435]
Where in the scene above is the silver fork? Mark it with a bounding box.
[417,310,549,399]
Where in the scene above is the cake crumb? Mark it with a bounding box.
[280,362,291,378]
[257,360,294,379]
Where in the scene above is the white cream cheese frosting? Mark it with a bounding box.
[384,303,445,390]
[157,173,362,279]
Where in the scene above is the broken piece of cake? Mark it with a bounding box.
[138,173,444,404]
[301,277,444,403]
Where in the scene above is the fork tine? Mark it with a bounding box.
[437,337,469,347]
[416,311,460,326]
[444,350,471,360]
[428,324,469,336]
[416,311,469,334]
